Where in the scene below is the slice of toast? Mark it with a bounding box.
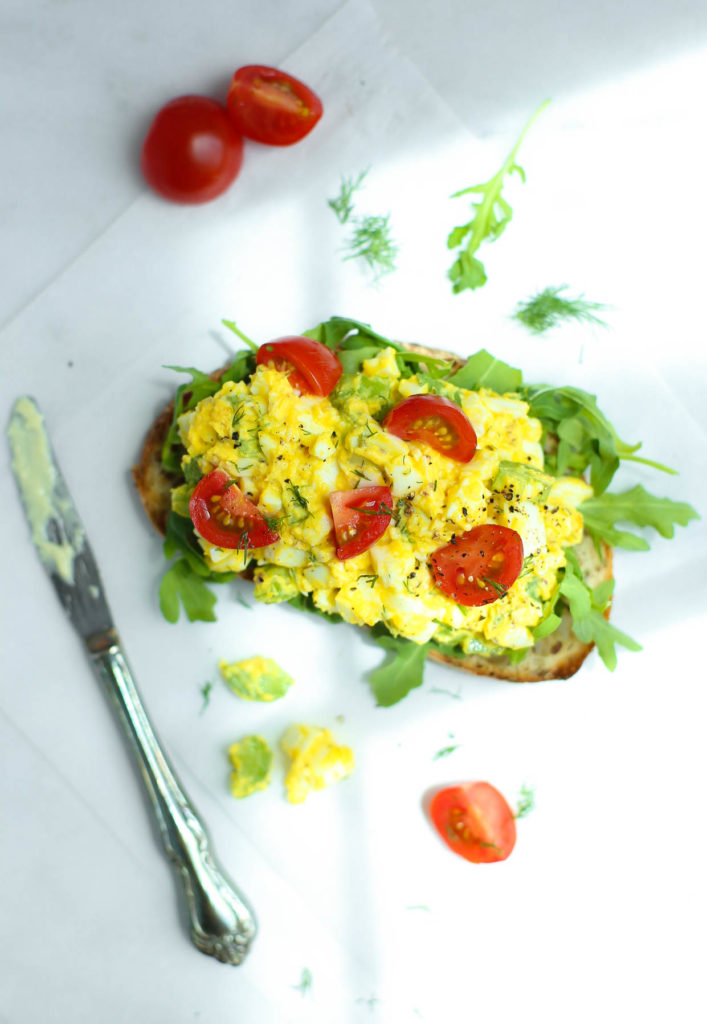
[133,346,612,681]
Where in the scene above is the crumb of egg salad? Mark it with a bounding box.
[174,347,591,656]
[281,724,355,804]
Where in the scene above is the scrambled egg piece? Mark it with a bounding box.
[219,655,294,701]
[176,347,589,654]
[281,724,355,804]
[228,735,273,798]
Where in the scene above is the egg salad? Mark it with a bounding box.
[171,345,591,655]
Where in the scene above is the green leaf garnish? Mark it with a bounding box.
[513,285,608,334]
[159,559,218,623]
[580,485,699,551]
[221,319,258,351]
[447,99,550,294]
[447,348,523,393]
[368,625,430,707]
[559,549,642,671]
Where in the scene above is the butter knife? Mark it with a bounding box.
[7,396,256,966]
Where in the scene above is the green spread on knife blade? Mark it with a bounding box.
[7,396,84,583]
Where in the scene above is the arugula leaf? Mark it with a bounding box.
[158,512,238,623]
[447,99,550,294]
[159,559,217,623]
[580,485,699,550]
[368,625,430,706]
[513,285,608,335]
[524,383,676,494]
[559,550,642,671]
[448,349,523,393]
[304,316,397,353]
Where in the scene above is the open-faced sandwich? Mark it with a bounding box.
[133,317,697,705]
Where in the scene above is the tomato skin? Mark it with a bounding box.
[383,394,477,463]
[256,336,342,396]
[430,782,517,864]
[430,524,524,607]
[330,486,393,560]
[141,96,244,204]
[189,470,279,549]
[226,65,323,146]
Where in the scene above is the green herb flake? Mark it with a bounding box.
[433,744,459,760]
[513,285,608,334]
[293,968,313,996]
[199,681,213,713]
[447,99,550,294]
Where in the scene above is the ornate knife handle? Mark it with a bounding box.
[88,630,256,965]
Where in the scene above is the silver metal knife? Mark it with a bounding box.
[7,396,256,966]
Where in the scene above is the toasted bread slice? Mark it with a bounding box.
[133,344,612,682]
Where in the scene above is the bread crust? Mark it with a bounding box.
[133,343,612,682]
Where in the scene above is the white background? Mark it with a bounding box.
[2,2,707,1022]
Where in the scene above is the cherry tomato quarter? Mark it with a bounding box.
[226,65,323,146]
[256,336,342,396]
[430,782,517,864]
[189,470,279,550]
[141,95,244,204]
[430,524,524,607]
[329,486,393,560]
[383,394,477,463]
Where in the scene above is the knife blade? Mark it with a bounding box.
[7,396,257,965]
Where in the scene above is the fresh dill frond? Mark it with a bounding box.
[515,783,536,819]
[328,168,369,224]
[344,214,398,279]
[514,285,608,335]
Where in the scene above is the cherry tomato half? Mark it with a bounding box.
[256,336,342,396]
[141,95,244,204]
[430,524,523,607]
[189,470,279,550]
[383,394,477,463]
[430,782,517,863]
[330,486,393,561]
[226,65,323,146]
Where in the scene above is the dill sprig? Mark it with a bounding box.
[344,214,398,279]
[513,285,608,335]
[515,784,535,819]
[328,168,368,224]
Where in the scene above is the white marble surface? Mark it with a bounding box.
[2,2,707,1022]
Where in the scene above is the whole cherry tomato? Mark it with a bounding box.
[141,95,244,204]
[430,524,524,606]
[226,65,323,146]
[329,486,393,560]
[189,470,279,550]
[429,782,517,863]
[383,394,477,463]
[256,336,342,396]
